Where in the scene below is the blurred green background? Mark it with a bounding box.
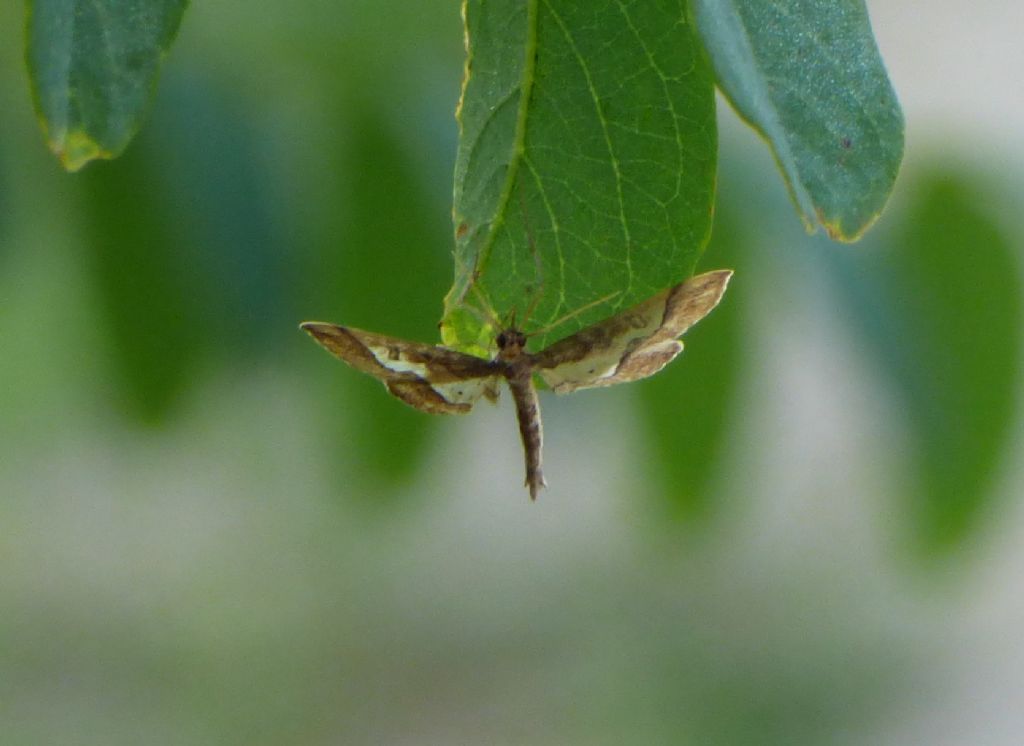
[2,1,1022,744]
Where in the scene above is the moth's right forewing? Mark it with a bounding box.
[300,322,498,415]
[656,269,733,342]
[531,295,667,393]
[532,269,732,393]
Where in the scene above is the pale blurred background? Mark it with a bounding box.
[1,1,1022,744]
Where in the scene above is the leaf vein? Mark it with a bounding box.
[540,0,633,303]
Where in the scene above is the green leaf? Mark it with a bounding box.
[152,75,288,356]
[828,170,1021,555]
[443,0,717,353]
[25,0,188,172]
[692,0,903,240]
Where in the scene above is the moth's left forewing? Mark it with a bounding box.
[533,269,732,393]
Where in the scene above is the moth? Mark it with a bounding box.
[301,269,732,500]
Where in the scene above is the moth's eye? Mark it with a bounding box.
[497,332,507,347]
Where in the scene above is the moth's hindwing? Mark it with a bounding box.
[300,322,499,414]
[532,269,732,393]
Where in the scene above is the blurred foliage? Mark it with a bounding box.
[821,170,1022,556]
[26,0,188,170]
[643,140,1022,557]
[78,148,205,422]
[0,146,8,261]
[75,73,285,422]
[894,174,1020,552]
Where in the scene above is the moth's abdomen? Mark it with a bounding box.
[505,364,546,500]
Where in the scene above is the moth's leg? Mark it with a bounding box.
[441,261,501,350]
[448,214,502,330]
[483,379,501,403]
[466,283,502,331]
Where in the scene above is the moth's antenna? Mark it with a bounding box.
[516,181,622,338]
[452,181,550,339]
[450,214,493,313]
[527,290,621,338]
[518,186,546,328]
[448,218,504,333]
[465,281,502,330]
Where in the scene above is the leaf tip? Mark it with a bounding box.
[815,206,883,244]
[51,129,114,173]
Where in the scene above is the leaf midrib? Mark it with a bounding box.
[471,0,539,294]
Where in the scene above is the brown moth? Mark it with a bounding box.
[301,269,732,500]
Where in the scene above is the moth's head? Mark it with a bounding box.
[495,328,528,357]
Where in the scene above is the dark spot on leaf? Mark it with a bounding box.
[123,50,148,72]
[841,137,853,149]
